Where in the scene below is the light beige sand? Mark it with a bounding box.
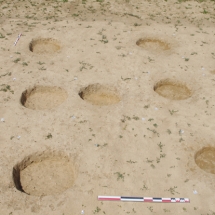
[0,0,215,214]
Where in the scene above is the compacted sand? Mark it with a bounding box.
[0,0,215,214]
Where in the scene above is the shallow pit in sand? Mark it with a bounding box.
[195,147,215,174]
[154,79,192,100]
[13,151,76,196]
[210,70,215,75]
[21,86,68,110]
[79,84,121,106]
[29,38,61,54]
[136,38,171,51]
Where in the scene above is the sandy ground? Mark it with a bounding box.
[0,0,215,214]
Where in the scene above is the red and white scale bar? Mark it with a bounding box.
[98,196,190,203]
[14,33,22,46]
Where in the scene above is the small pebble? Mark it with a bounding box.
[71,115,76,119]
[1,118,5,122]
[180,129,184,134]
[193,190,198,194]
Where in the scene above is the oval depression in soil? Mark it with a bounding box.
[210,70,215,75]
[154,79,192,100]
[13,152,76,196]
[29,38,61,54]
[79,84,121,106]
[195,147,215,174]
[21,86,68,110]
[136,38,170,51]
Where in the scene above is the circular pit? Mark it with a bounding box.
[79,84,121,106]
[13,152,76,196]
[29,38,61,54]
[195,147,215,174]
[210,70,215,75]
[154,79,191,100]
[21,86,68,110]
[136,38,170,51]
